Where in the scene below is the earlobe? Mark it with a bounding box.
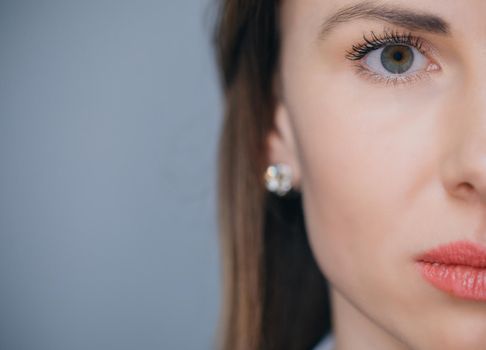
[266,101,302,191]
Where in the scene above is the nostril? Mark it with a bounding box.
[440,143,486,205]
[453,182,475,199]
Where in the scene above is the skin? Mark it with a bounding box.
[267,0,486,349]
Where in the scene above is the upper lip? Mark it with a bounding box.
[415,240,486,268]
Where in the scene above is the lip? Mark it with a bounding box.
[415,240,486,301]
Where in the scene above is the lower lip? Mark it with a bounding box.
[416,262,486,301]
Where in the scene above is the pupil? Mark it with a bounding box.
[393,51,403,61]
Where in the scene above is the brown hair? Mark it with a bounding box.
[212,1,332,349]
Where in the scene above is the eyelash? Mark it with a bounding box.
[345,30,438,86]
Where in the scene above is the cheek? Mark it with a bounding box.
[284,63,446,293]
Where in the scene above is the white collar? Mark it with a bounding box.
[313,333,335,350]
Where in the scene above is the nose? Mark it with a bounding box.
[440,78,486,205]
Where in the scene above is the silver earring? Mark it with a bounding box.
[264,163,293,196]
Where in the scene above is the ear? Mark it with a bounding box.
[266,99,302,191]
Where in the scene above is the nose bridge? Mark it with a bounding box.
[440,70,486,204]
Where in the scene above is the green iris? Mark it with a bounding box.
[381,45,414,74]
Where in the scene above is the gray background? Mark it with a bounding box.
[0,1,221,349]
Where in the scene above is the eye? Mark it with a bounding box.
[345,30,441,85]
[363,44,427,75]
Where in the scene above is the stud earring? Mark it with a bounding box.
[264,163,293,196]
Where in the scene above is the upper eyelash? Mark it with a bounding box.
[345,30,426,61]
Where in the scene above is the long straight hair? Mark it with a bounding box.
[212,1,332,349]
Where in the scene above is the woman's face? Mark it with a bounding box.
[268,0,486,348]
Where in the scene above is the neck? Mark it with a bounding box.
[330,287,411,350]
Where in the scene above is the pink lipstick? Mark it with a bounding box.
[415,241,486,301]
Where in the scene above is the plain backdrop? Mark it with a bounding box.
[0,1,221,349]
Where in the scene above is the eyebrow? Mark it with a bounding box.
[319,1,451,39]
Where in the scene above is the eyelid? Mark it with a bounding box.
[352,62,437,87]
[346,30,429,59]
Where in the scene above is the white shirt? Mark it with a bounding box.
[314,333,335,350]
